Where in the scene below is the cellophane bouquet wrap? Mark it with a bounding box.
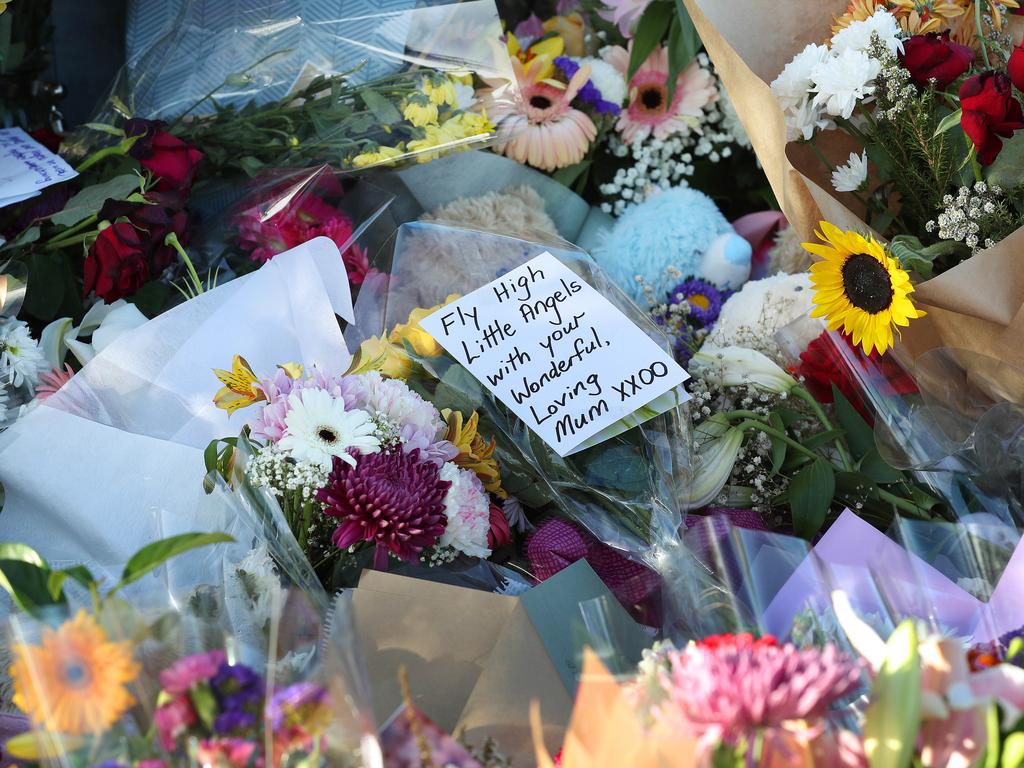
[682,0,1024,394]
[2,585,378,767]
[343,222,690,573]
[65,0,518,176]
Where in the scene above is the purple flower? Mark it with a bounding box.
[318,448,450,567]
[214,708,257,735]
[668,278,726,328]
[555,57,622,115]
[512,14,545,43]
[652,637,862,747]
[211,662,264,724]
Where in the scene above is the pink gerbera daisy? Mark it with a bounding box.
[486,61,597,171]
[604,44,718,144]
[34,364,75,400]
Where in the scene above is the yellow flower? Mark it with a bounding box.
[543,14,586,57]
[350,144,405,169]
[0,2,10,14]
[352,335,413,379]
[403,99,439,128]
[805,222,925,356]
[10,610,140,736]
[213,354,265,413]
[444,111,494,140]
[388,295,461,356]
[443,409,505,497]
[507,32,565,83]
[422,76,458,108]
[406,125,463,162]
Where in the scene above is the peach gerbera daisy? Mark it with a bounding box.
[603,44,718,145]
[485,61,597,171]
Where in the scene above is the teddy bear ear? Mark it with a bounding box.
[699,232,752,290]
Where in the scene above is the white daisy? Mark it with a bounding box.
[0,319,45,390]
[811,48,881,119]
[831,150,869,193]
[437,464,491,559]
[770,43,830,112]
[830,7,904,57]
[278,388,381,471]
[783,97,832,142]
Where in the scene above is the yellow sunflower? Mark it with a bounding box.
[10,610,140,735]
[804,222,925,356]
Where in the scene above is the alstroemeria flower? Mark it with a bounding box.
[213,355,266,414]
[691,346,797,394]
[684,414,744,509]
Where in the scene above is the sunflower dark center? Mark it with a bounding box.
[61,660,90,688]
[640,86,665,111]
[317,427,338,444]
[842,253,893,314]
[529,95,553,110]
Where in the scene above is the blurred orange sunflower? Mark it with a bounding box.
[10,610,140,735]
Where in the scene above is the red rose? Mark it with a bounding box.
[84,222,152,302]
[899,31,975,89]
[487,503,511,550]
[1009,42,1024,93]
[959,71,1024,165]
[99,196,189,271]
[125,118,203,193]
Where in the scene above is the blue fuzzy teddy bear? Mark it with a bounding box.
[592,188,752,305]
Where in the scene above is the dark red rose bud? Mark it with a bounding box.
[960,71,1024,165]
[899,31,975,89]
[83,222,152,302]
[1009,42,1024,93]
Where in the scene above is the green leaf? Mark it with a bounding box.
[0,544,63,614]
[987,131,1024,191]
[864,620,922,768]
[115,532,235,591]
[1003,732,1024,768]
[83,122,126,137]
[23,251,68,321]
[768,412,787,476]
[889,235,964,281]
[552,159,591,188]
[790,458,835,539]
[1,226,40,252]
[832,384,875,459]
[238,156,265,177]
[360,88,403,125]
[628,1,674,80]
[803,428,847,451]
[51,174,141,228]
[46,565,95,601]
[190,683,220,730]
[666,0,701,103]
[933,108,962,137]
[834,470,877,499]
[859,448,903,485]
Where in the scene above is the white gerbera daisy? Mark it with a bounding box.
[831,150,869,193]
[278,388,380,471]
[0,319,44,390]
[810,48,881,119]
[830,7,904,57]
[770,43,830,112]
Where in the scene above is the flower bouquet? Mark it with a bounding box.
[683,0,1024,392]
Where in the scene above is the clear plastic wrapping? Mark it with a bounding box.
[69,0,518,174]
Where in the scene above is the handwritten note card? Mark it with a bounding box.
[419,252,690,456]
[0,128,78,209]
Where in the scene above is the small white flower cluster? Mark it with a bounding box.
[925,182,1002,253]
[771,10,904,141]
[869,36,917,121]
[635,265,708,355]
[598,56,742,216]
[422,545,459,567]
[246,444,330,501]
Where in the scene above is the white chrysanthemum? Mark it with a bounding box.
[783,97,832,142]
[0,319,44,390]
[437,464,492,559]
[830,7,904,56]
[811,48,881,119]
[770,43,830,111]
[279,388,381,471]
[831,150,868,192]
[579,56,628,106]
[454,81,477,111]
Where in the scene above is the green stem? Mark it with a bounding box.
[165,232,204,295]
[44,232,95,251]
[791,386,853,470]
[874,486,932,520]
[975,1,991,68]
[45,214,99,247]
[76,140,133,173]
[735,419,821,463]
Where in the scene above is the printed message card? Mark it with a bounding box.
[419,251,690,456]
[0,128,78,209]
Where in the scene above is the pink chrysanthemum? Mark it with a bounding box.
[604,44,718,144]
[486,62,597,171]
[158,649,226,695]
[318,449,450,567]
[653,635,861,752]
[34,364,75,400]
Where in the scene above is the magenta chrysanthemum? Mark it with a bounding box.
[654,637,861,747]
[317,449,450,565]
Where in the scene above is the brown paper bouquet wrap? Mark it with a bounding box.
[684,0,1024,400]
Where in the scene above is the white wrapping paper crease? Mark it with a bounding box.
[0,237,354,587]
